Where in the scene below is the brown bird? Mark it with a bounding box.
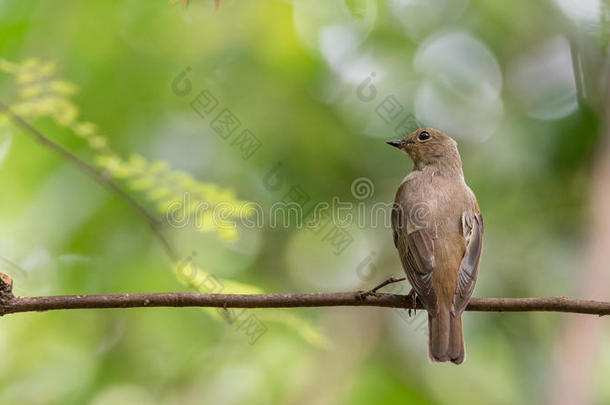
[387,128,483,364]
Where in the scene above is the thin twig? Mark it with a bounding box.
[368,276,407,294]
[0,102,179,262]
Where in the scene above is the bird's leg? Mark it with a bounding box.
[357,276,406,300]
[406,288,417,316]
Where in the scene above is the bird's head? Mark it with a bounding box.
[386,128,461,170]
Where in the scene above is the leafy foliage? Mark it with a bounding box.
[0,58,326,347]
[0,58,249,242]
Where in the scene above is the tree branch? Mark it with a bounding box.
[0,274,608,317]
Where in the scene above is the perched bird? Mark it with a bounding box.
[387,128,483,364]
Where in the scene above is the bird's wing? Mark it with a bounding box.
[392,203,438,313]
[451,211,483,316]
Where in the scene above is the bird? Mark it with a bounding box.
[386,128,483,364]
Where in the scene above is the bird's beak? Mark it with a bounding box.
[386,139,404,149]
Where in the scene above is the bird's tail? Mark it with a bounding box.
[428,310,464,364]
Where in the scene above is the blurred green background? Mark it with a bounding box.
[1,0,610,404]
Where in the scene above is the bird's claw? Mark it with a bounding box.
[406,289,417,317]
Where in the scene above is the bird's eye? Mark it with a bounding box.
[418,131,431,141]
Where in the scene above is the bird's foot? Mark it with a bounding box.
[357,276,406,301]
[406,288,417,317]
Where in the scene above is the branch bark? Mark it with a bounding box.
[1,286,608,317]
